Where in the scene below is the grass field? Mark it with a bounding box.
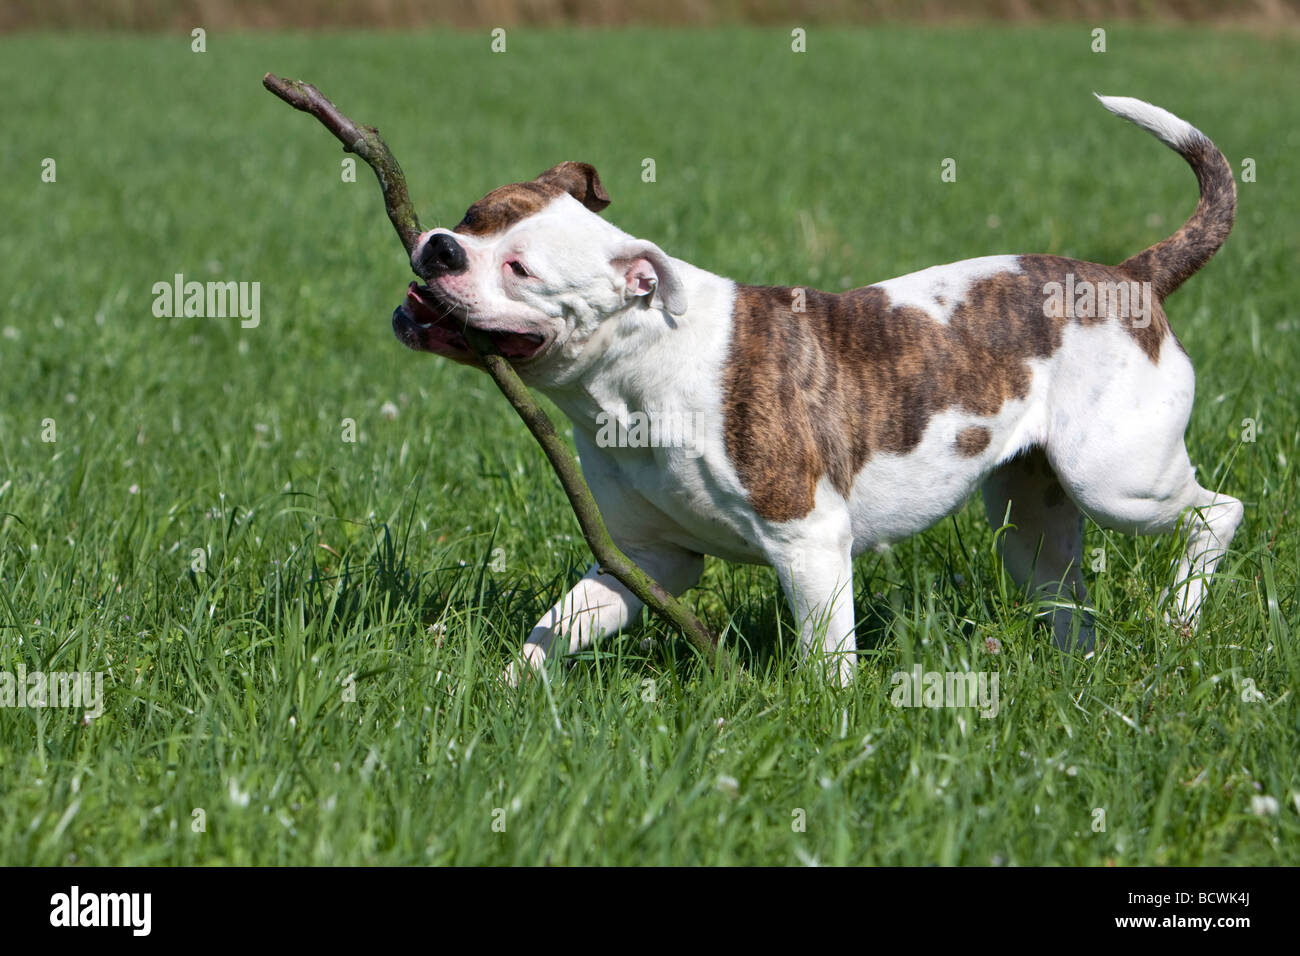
[1,25,1297,865]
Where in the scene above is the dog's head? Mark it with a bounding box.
[393,162,687,373]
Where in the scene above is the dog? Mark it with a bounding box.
[392,95,1242,685]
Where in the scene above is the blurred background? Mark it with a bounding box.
[4,0,1299,30]
[2,0,1297,866]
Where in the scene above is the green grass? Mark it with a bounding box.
[0,25,1297,865]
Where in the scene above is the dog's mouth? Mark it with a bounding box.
[392,282,548,362]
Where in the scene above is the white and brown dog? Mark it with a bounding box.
[393,95,1241,685]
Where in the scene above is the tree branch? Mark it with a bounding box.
[263,73,725,671]
[262,75,421,254]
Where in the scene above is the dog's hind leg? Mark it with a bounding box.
[1165,486,1244,626]
[1049,438,1242,630]
[1063,454,1242,630]
[982,449,1095,650]
[1039,333,1243,630]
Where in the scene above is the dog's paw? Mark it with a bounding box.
[502,644,550,688]
[501,662,524,689]
[1161,612,1197,641]
[1050,607,1097,654]
[1158,587,1200,638]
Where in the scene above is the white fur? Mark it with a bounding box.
[496,245,1235,683]
[871,255,1021,325]
[412,99,1240,687]
[1094,94,1199,150]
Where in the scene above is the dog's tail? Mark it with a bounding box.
[1095,94,1236,302]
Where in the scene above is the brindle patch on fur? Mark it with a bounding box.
[723,255,1174,523]
[456,182,564,237]
[1023,254,1174,362]
[955,426,991,457]
[1119,134,1236,302]
[455,162,610,237]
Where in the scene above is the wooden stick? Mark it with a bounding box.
[263,73,724,669]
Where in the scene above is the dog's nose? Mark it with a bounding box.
[419,233,468,276]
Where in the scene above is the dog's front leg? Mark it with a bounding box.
[770,509,857,686]
[515,545,703,678]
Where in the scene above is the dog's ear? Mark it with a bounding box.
[534,162,611,213]
[614,240,687,317]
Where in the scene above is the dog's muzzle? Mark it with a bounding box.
[392,282,547,362]
[415,232,468,278]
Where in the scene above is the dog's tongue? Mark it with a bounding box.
[403,281,541,358]
[405,281,440,323]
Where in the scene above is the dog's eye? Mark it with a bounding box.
[508,260,531,278]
